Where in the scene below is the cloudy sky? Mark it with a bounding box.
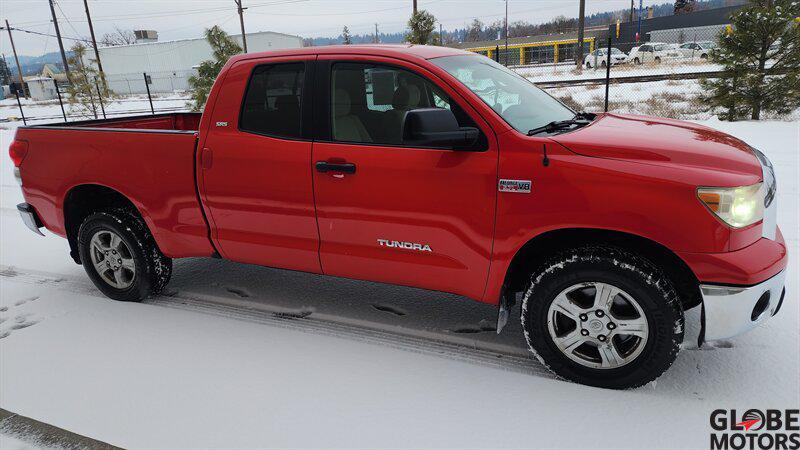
[2,0,666,56]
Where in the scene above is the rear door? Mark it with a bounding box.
[310,56,498,300]
[199,55,322,273]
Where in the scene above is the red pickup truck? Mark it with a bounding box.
[10,45,787,388]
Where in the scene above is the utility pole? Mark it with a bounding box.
[235,0,248,53]
[413,0,417,14]
[374,23,379,43]
[48,0,71,79]
[637,0,643,42]
[439,23,443,46]
[4,21,27,98]
[630,0,635,22]
[504,0,508,65]
[83,0,103,76]
[577,0,586,68]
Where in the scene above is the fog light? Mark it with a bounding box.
[751,291,770,321]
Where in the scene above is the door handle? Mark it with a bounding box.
[316,161,356,174]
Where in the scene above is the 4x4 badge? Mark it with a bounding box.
[499,179,532,193]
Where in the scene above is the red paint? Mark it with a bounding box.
[13,44,786,307]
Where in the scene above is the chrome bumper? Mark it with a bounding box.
[701,270,786,342]
[17,203,44,236]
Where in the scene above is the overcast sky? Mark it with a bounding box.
[1,0,667,57]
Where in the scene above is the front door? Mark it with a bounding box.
[311,58,497,300]
[199,56,321,273]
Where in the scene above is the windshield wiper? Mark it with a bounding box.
[527,111,595,136]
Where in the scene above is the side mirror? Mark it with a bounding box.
[401,108,480,150]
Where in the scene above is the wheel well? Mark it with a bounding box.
[502,228,701,311]
[63,184,140,264]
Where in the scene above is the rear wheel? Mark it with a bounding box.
[600,61,607,68]
[634,57,641,65]
[654,56,662,64]
[78,209,172,301]
[521,246,683,389]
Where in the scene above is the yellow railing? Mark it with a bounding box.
[466,37,596,65]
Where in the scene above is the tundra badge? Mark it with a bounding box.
[377,239,432,252]
[499,179,532,193]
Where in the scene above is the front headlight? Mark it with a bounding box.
[697,183,765,228]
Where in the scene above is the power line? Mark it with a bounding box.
[0,25,93,44]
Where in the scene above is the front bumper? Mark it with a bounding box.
[701,270,786,342]
[17,203,44,236]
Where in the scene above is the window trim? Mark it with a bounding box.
[318,59,489,152]
[237,60,315,142]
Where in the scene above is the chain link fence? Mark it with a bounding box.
[509,28,727,120]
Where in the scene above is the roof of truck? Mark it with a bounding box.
[229,44,471,64]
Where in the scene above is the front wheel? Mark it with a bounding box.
[78,209,172,301]
[521,246,683,389]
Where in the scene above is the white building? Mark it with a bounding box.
[26,77,58,101]
[86,31,303,95]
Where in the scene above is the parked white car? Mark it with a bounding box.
[677,41,718,59]
[628,42,682,64]
[585,47,628,68]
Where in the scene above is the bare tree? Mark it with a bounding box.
[100,27,136,46]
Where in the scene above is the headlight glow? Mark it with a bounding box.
[697,183,765,228]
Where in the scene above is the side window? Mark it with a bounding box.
[330,62,478,146]
[240,63,305,138]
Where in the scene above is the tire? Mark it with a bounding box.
[600,61,607,68]
[78,208,172,302]
[654,57,662,64]
[521,246,683,389]
[700,53,708,59]
[586,61,592,69]
[634,57,641,65]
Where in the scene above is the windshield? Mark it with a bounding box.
[430,54,574,133]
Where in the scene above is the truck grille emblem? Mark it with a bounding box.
[377,239,432,252]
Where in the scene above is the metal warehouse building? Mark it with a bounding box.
[85,30,303,94]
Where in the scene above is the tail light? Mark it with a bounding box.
[9,139,29,167]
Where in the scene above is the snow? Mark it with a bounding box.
[0,108,798,448]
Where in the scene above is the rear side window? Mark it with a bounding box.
[240,63,305,139]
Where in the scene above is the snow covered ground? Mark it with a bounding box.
[0,107,798,447]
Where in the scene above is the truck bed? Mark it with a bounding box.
[14,112,215,259]
[34,112,202,132]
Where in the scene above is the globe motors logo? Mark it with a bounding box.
[710,409,799,450]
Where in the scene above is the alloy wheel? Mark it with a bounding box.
[546,282,649,369]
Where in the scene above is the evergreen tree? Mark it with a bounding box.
[0,57,12,86]
[65,43,113,119]
[187,26,242,111]
[342,26,352,45]
[674,0,696,14]
[701,0,800,120]
[406,10,437,45]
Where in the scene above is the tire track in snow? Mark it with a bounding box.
[0,264,553,379]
